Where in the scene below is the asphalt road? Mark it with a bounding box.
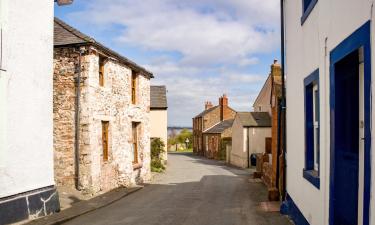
[64,152,292,225]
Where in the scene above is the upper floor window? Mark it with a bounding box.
[131,71,137,104]
[301,0,318,25]
[303,69,320,189]
[99,56,106,87]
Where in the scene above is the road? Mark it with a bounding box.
[64,152,292,225]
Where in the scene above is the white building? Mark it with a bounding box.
[150,86,168,162]
[283,1,375,225]
[230,112,271,168]
[0,1,69,224]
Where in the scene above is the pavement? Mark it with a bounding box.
[61,152,292,225]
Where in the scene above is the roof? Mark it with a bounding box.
[194,106,219,118]
[54,17,153,78]
[150,86,168,109]
[204,119,234,134]
[236,112,271,127]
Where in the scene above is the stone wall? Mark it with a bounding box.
[54,45,151,196]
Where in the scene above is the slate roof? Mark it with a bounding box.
[54,17,153,78]
[237,112,271,127]
[204,119,234,134]
[194,106,219,118]
[150,86,168,109]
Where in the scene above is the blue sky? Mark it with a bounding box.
[55,0,280,127]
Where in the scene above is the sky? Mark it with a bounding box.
[55,0,281,127]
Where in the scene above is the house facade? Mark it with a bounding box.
[150,85,168,162]
[203,119,234,160]
[192,95,236,156]
[230,112,271,168]
[0,1,62,224]
[53,18,153,196]
[283,1,375,225]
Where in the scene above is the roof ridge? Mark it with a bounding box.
[54,17,95,43]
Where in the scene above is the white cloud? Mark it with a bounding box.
[64,0,279,126]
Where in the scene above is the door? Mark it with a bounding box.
[329,21,371,225]
[332,50,360,225]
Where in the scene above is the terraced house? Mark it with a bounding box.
[282,0,375,225]
[53,18,153,195]
[192,95,236,157]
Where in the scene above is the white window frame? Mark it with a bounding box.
[312,83,319,171]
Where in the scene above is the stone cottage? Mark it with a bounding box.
[192,94,236,156]
[53,18,153,195]
[150,85,168,162]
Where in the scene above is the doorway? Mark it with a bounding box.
[329,22,371,225]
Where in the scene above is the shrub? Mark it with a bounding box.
[150,138,166,173]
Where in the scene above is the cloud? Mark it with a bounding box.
[62,0,280,126]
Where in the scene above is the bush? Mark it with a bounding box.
[151,138,166,172]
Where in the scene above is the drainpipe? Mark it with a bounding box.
[74,48,83,190]
[280,0,287,201]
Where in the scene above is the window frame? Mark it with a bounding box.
[99,55,106,87]
[101,121,109,161]
[131,71,137,104]
[301,0,318,25]
[132,122,139,164]
[303,69,320,189]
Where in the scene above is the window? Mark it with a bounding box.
[99,56,105,86]
[301,0,318,25]
[303,69,320,188]
[102,121,109,161]
[131,71,137,104]
[132,122,139,163]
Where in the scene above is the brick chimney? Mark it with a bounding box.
[271,59,282,84]
[219,94,229,121]
[205,101,213,110]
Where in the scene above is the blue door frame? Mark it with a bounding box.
[329,21,372,225]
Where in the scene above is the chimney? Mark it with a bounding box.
[271,59,282,83]
[219,94,229,121]
[205,101,213,110]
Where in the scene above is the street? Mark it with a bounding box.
[63,153,292,225]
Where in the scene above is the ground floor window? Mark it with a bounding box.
[102,121,109,161]
[132,122,140,163]
[303,69,320,188]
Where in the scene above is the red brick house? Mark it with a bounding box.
[203,119,234,159]
[192,95,236,156]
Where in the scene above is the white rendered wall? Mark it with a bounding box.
[0,0,54,198]
[230,116,247,168]
[284,0,375,224]
[248,127,271,155]
[150,109,168,160]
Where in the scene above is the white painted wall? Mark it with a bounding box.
[231,115,271,168]
[249,127,271,155]
[0,0,54,198]
[230,115,247,168]
[150,109,168,160]
[284,0,375,224]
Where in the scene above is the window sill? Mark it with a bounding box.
[303,169,320,189]
[301,0,318,25]
[133,162,142,170]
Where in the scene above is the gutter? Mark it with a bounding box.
[280,0,287,201]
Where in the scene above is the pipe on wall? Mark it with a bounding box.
[280,0,287,201]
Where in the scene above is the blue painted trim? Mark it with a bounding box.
[329,21,371,225]
[301,0,318,25]
[282,194,310,225]
[303,169,320,189]
[303,69,320,189]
